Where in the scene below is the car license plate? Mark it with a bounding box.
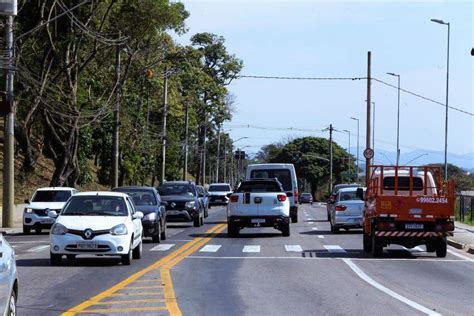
[251,218,265,224]
[167,210,181,215]
[40,218,55,224]
[77,242,98,249]
[405,223,424,230]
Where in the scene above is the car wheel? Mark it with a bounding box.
[50,252,62,266]
[200,212,204,226]
[133,240,142,260]
[281,223,290,237]
[23,226,31,235]
[7,288,16,316]
[371,232,383,257]
[291,214,298,223]
[436,237,447,258]
[363,232,372,252]
[193,216,201,227]
[152,222,161,243]
[330,222,339,234]
[160,220,167,241]
[327,212,330,222]
[228,223,239,238]
[121,242,133,265]
[205,208,209,218]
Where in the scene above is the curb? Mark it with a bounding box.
[0,228,23,236]
[447,238,464,249]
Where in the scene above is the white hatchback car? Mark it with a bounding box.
[49,192,144,266]
[0,234,18,316]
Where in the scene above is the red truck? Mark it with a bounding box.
[359,165,455,257]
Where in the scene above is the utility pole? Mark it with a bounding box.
[160,68,168,184]
[223,136,227,183]
[202,119,207,185]
[182,101,189,180]
[2,15,15,227]
[329,124,334,194]
[366,51,373,186]
[215,124,221,182]
[111,32,121,189]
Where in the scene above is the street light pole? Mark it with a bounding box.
[431,18,450,181]
[387,72,401,166]
[343,129,351,173]
[350,117,360,176]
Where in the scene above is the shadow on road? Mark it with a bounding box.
[203,221,227,225]
[16,257,123,267]
[300,230,363,236]
[188,232,283,239]
[304,220,328,223]
[301,249,433,260]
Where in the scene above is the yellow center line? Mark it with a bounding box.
[62,223,227,315]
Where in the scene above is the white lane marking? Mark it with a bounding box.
[317,235,325,239]
[168,229,184,236]
[27,245,50,252]
[243,245,260,253]
[187,256,467,262]
[447,249,474,262]
[285,245,303,252]
[311,227,318,230]
[150,244,175,251]
[8,240,49,244]
[342,259,441,316]
[324,245,346,253]
[199,245,222,253]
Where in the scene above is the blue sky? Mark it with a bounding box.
[176,0,473,164]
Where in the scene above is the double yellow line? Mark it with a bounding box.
[63,223,227,315]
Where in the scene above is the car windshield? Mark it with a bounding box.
[32,190,71,202]
[237,181,282,193]
[302,193,311,197]
[62,196,128,216]
[158,184,195,197]
[250,169,292,191]
[115,189,157,206]
[209,185,231,192]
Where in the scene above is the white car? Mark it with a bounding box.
[208,183,233,207]
[23,187,78,234]
[227,179,291,237]
[0,234,18,315]
[49,192,144,266]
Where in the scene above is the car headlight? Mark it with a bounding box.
[110,224,128,235]
[185,201,196,209]
[51,223,68,235]
[24,208,33,214]
[144,212,157,221]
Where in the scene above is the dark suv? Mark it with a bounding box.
[113,186,167,243]
[157,181,205,227]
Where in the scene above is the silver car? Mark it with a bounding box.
[330,187,366,233]
[0,234,18,315]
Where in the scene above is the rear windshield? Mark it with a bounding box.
[62,196,128,216]
[209,185,231,192]
[32,190,71,202]
[302,193,312,197]
[114,189,157,206]
[383,176,423,191]
[158,184,196,197]
[250,169,292,191]
[237,181,282,193]
[339,191,359,201]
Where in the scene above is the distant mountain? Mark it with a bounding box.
[348,147,473,172]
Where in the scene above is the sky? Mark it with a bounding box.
[175,0,473,165]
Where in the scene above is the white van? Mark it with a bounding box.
[245,163,299,223]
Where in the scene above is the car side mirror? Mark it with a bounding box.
[47,210,58,218]
[356,188,364,200]
[226,193,233,197]
[24,199,30,204]
[161,201,168,207]
[286,192,293,197]
[133,211,144,220]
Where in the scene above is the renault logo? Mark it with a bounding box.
[84,229,93,239]
[171,202,176,208]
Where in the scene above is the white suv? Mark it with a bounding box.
[208,183,233,207]
[49,192,144,266]
[227,179,290,237]
[23,187,78,234]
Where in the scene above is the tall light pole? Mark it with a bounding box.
[431,18,450,181]
[387,72,401,166]
[343,129,351,173]
[350,117,360,176]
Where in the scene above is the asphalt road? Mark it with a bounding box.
[6,204,474,315]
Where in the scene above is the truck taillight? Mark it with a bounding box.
[277,194,287,202]
[335,205,347,211]
[435,222,454,232]
[377,221,396,230]
[230,195,239,203]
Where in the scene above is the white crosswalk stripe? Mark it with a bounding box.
[150,244,175,251]
[200,245,222,253]
[285,245,303,252]
[317,235,325,239]
[27,245,50,252]
[311,227,318,230]
[243,245,260,253]
[324,245,346,253]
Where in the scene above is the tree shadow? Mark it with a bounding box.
[16,257,123,267]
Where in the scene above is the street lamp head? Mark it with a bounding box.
[386,72,399,77]
[350,117,358,121]
[343,129,350,133]
[430,18,446,25]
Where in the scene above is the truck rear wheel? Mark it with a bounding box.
[436,237,447,258]
[371,233,383,257]
[281,223,290,237]
[291,214,298,223]
[228,223,239,238]
[363,232,372,252]
[426,242,436,253]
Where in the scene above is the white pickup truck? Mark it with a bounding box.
[227,179,290,237]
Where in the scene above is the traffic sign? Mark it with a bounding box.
[363,148,374,159]
[0,0,17,16]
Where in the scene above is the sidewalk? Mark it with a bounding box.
[448,221,474,254]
